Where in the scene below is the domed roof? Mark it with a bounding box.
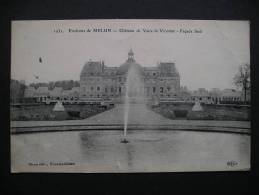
[116,49,144,75]
[80,61,104,76]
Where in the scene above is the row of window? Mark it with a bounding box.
[81,94,177,98]
[82,86,174,94]
[84,72,160,77]
[81,76,178,82]
[83,86,124,93]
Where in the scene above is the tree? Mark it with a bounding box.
[29,80,80,90]
[233,63,250,102]
[10,79,26,103]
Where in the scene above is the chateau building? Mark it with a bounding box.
[79,49,181,102]
[22,49,247,104]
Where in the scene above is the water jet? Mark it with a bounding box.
[122,61,145,143]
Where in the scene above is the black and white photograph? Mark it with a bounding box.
[10,19,250,173]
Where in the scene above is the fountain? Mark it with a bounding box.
[121,65,145,143]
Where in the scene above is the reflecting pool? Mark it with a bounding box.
[11,130,250,172]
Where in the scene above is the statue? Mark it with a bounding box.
[53,101,65,112]
[192,100,203,111]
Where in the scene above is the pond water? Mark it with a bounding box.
[11,130,250,172]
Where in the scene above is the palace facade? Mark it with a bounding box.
[79,49,181,102]
[23,49,247,104]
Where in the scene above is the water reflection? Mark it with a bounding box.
[79,132,96,149]
[11,130,250,172]
[125,143,134,169]
[79,131,103,161]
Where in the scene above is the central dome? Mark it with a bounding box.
[116,49,144,75]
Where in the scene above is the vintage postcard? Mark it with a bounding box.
[11,19,250,172]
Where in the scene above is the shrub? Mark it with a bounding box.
[68,111,80,118]
[174,110,188,118]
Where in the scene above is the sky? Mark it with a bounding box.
[11,19,249,90]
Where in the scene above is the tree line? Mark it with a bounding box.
[29,80,80,90]
[10,79,26,103]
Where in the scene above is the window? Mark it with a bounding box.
[91,86,94,91]
[153,87,156,93]
[167,87,171,91]
[153,73,156,76]
[111,87,114,93]
[119,87,121,93]
[97,86,100,91]
[160,87,163,93]
[105,88,108,93]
